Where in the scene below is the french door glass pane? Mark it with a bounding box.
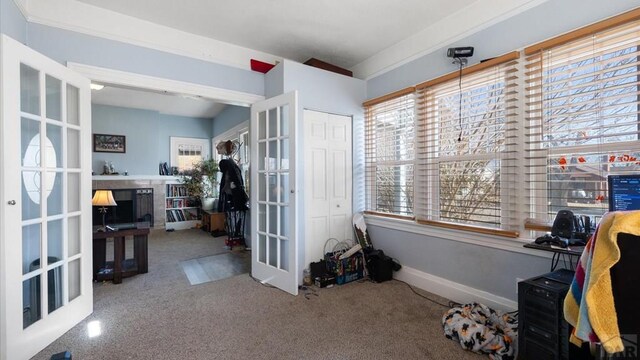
[47,219,63,264]
[280,105,289,136]
[68,259,81,301]
[47,266,63,313]
[268,236,278,267]
[67,128,80,169]
[258,142,266,171]
[46,171,63,216]
[23,275,41,329]
[67,216,81,257]
[279,174,289,203]
[22,223,41,275]
[268,140,277,170]
[279,206,289,237]
[268,205,277,234]
[258,234,266,264]
[20,64,40,115]
[268,108,277,138]
[66,84,80,125]
[46,123,62,168]
[258,173,266,202]
[22,170,41,220]
[281,139,290,170]
[258,111,266,140]
[45,75,62,121]
[21,118,40,167]
[268,174,277,203]
[67,173,80,212]
[279,239,289,271]
[258,204,266,232]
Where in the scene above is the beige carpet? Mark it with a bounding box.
[33,229,484,360]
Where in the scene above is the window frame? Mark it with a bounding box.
[170,136,211,173]
[363,8,640,242]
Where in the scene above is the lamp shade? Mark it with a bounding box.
[92,190,117,207]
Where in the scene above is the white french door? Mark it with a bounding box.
[251,91,299,295]
[0,35,93,360]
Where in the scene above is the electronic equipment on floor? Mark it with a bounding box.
[518,269,591,360]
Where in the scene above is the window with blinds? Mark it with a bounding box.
[364,92,415,217]
[525,19,640,223]
[415,55,520,231]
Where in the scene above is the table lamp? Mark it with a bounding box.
[92,190,117,231]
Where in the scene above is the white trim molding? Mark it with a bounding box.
[67,62,264,107]
[364,214,554,260]
[395,265,518,312]
[21,0,282,72]
[350,0,549,79]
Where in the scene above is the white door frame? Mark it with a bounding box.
[66,63,264,107]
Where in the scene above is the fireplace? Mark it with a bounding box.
[92,188,154,226]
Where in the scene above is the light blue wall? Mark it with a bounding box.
[211,105,250,137]
[265,62,284,98]
[281,59,367,212]
[92,104,212,175]
[26,23,265,97]
[367,0,640,98]
[363,0,640,304]
[0,0,27,43]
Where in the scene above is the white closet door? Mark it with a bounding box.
[304,110,352,265]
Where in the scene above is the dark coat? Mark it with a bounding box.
[217,158,249,212]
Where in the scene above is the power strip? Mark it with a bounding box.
[339,244,362,260]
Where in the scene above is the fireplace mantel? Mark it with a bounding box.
[93,176,183,227]
[93,175,181,181]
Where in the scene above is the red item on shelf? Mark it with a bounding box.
[250,59,275,73]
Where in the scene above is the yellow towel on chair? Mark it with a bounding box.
[586,211,640,353]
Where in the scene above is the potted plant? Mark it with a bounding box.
[180,158,219,210]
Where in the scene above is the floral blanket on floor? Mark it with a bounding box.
[442,302,518,360]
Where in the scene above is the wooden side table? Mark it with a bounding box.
[202,210,225,233]
[93,222,150,284]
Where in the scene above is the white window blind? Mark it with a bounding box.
[525,20,640,222]
[364,92,415,217]
[415,56,520,232]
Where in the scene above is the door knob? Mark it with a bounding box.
[337,204,341,208]
[7,200,16,205]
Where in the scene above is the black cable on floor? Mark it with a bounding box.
[393,279,451,308]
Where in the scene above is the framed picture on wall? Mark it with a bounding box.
[93,134,126,153]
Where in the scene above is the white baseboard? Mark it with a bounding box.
[394,265,518,312]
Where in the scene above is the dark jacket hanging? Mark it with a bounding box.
[217,158,249,212]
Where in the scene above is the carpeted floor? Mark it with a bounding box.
[33,229,484,360]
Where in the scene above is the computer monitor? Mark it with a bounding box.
[608,174,640,211]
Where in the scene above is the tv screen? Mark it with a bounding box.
[608,174,640,211]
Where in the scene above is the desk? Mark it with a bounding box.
[93,222,150,283]
[524,242,585,271]
[202,210,225,233]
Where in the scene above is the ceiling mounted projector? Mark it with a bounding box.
[447,47,474,58]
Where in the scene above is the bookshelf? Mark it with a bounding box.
[165,182,201,230]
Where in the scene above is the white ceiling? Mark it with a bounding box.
[91,85,227,119]
[76,0,478,70]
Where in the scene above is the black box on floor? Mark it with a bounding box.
[314,275,336,288]
[365,249,393,282]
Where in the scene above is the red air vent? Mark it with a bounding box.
[250,59,276,73]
